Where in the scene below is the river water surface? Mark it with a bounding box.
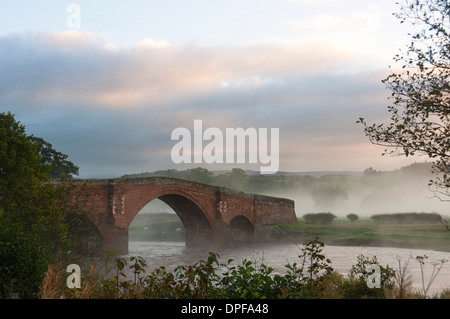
[127,241,450,296]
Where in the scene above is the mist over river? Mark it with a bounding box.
[127,241,450,296]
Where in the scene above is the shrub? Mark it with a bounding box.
[217,257,283,299]
[342,254,396,299]
[0,221,49,298]
[346,213,359,223]
[303,212,336,224]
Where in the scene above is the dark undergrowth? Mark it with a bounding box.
[39,237,450,299]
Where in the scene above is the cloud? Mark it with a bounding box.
[0,31,363,108]
[0,30,404,177]
[136,38,172,49]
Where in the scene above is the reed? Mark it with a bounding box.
[40,264,64,299]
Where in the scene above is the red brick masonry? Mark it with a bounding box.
[64,177,297,254]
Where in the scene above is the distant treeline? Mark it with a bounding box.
[120,162,433,194]
[370,212,442,224]
[121,167,319,194]
[121,163,440,212]
[121,167,371,211]
[120,163,436,211]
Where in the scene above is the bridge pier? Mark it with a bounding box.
[100,226,129,255]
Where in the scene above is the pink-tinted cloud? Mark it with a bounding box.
[0,31,363,109]
[0,31,407,177]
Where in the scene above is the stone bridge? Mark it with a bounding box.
[68,177,297,254]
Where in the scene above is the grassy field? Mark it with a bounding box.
[274,217,450,252]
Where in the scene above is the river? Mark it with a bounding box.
[127,241,450,296]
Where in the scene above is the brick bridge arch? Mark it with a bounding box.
[68,177,296,254]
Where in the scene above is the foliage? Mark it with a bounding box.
[217,257,282,299]
[290,236,334,298]
[55,237,372,300]
[214,168,249,191]
[358,0,450,199]
[121,167,325,195]
[40,235,450,299]
[0,217,49,298]
[303,212,336,224]
[183,167,214,184]
[0,112,90,298]
[343,254,396,299]
[0,112,60,298]
[0,112,49,216]
[346,213,359,223]
[216,238,333,299]
[31,136,79,179]
[349,254,397,286]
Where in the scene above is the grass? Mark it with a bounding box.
[274,218,450,252]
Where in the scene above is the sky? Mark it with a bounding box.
[0,0,424,178]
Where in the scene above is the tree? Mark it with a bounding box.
[214,168,248,191]
[31,136,79,179]
[0,215,50,298]
[0,112,49,218]
[358,0,450,199]
[183,167,214,184]
[346,213,359,223]
[0,112,89,298]
[363,167,378,176]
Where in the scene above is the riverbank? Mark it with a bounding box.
[267,219,450,252]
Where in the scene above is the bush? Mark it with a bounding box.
[346,213,359,223]
[342,254,396,299]
[0,220,49,298]
[303,212,336,224]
